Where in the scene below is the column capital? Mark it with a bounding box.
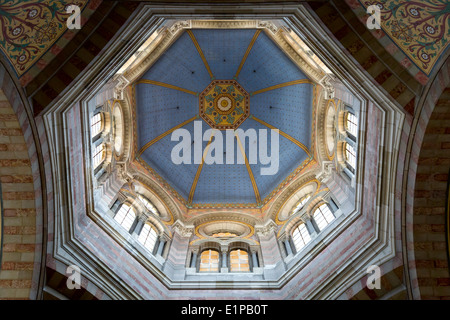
[255,220,277,237]
[249,245,259,254]
[115,191,128,204]
[172,220,194,238]
[191,247,200,254]
[220,245,229,253]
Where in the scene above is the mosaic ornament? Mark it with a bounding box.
[0,0,89,76]
[199,79,250,130]
[360,0,450,75]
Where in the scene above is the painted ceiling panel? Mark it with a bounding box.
[141,31,211,93]
[0,0,90,77]
[192,29,257,80]
[357,0,449,76]
[237,31,308,93]
[238,118,309,201]
[140,120,207,200]
[135,83,198,150]
[250,83,313,149]
[193,140,257,204]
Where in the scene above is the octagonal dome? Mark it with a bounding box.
[133,28,315,207]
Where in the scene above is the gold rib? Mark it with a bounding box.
[234,29,261,79]
[188,131,216,204]
[137,116,198,157]
[235,134,261,205]
[186,30,214,79]
[251,116,311,157]
[252,79,312,95]
[136,79,197,96]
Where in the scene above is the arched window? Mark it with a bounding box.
[292,194,311,215]
[199,249,219,272]
[345,142,356,170]
[346,112,358,137]
[313,203,335,231]
[91,113,103,138]
[92,143,105,169]
[138,223,158,253]
[114,203,136,231]
[230,249,250,272]
[137,194,159,216]
[292,223,311,252]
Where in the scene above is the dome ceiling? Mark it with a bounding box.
[133,28,315,207]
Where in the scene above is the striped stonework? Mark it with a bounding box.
[0,87,37,299]
[402,60,450,299]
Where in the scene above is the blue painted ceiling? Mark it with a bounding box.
[135,29,314,206]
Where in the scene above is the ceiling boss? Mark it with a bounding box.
[200,79,250,130]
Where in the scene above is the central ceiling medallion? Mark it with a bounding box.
[199,79,250,130]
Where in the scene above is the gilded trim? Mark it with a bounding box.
[251,79,312,96]
[251,115,311,157]
[234,29,261,79]
[136,79,198,96]
[188,130,216,204]
[236,134,261,205]
[186,30,214,79]
[137,115,198,157]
